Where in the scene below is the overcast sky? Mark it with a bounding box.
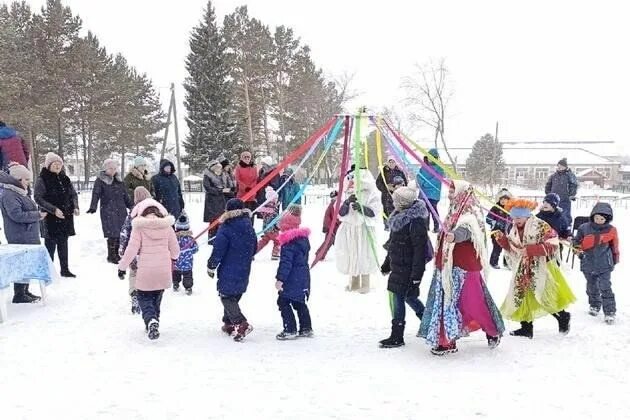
[24,0,630,152]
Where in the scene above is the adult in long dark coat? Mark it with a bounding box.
[0,165,42,303]
[203,159,230,242]
[87,159,132,264]
[545,157,578,224]
[376,158,408,229]
[152,159,184,217]
[34,152,79,277]
[256,156,281,209]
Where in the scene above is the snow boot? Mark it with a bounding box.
[111,239,121,264]
[185,288,193,296]
[106,239,117,264]
[298,329,314,338]
[24,284,41,302]
[431,342,458,356]
[12,284,36,304]
[486,334,501,349]
[130,291,141,315]
[358,275,370,294]
[233,321,253,342]
[604,314,616,325]
[554,311,571,335]
[147,319,160,340]
[588,306,600,317]
[172,282,180,292]
[379,321,405,348]
[221,323,235,335]
[510,321,533,339]
[276,331,299,341]
[346,276,360,292]
[60,270,76,278]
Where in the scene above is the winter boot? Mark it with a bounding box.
[111,239,121,264]
[298,329,314,338]
[510,321,534,339]
[24,284,41,302]
[430,342,458,356]
[491,263,501,270]
[172,282,180,292]
[554,311,571,335]
[147,319,160,340]
[60,270,76,278]
[379,321,405,348]
[233,321,253,342]
[588,306,600,317]
[130,291,141,315]
[221,323,235,335]
[486,334,501,349]
[276,331,299,341]
[185,288,193,296]
[346,276,361,292]
[12,284,35,304]
[358,275,370,294]
[604,314,616,325]
[106,239,116,264]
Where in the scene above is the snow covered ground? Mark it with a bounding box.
[1,193,628,419]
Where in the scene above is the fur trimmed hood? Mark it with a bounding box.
[0,171,27,196]
[388,200,428,232]
[131,214,175,230]
[219,208,252,223]
[278,227,310,245]
[131,198,168,218]
[98,170,122,185]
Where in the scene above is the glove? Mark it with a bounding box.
[207,268,216,278]
[86,209,97,214]
[380,264,391,276]
[351,202,361,211]
[117,270,126,280]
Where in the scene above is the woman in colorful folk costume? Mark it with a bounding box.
[420,180,504,356]
[494,199,575,339]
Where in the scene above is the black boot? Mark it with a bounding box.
[12,284,35,304]
[554,311,571,335]
[111,238,121,264]
[106,239,115,263]
[24,284,41,302]
[379,320,405,348]
[510,321,533,339]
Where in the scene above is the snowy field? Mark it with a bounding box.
[1,192,629,419]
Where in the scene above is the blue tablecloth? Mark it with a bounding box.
[0,244,56,289]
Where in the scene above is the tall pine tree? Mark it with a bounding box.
[466,133,505,188]
[183,1,235,172]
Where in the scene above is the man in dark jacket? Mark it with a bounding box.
[0,166,42,303]
[486,188,512,269]
[152,159,184,217]
[572,202,619,323]
[379,187,428,348]
[545,158,578,224]
[0,121,30,170]
[376,158,408,230]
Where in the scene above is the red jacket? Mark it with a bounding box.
[234,161,258,201]
[0,126,29,168]
[323,199,341,234]
[435,238,483,272]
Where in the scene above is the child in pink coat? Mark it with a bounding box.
[118,198,180,340]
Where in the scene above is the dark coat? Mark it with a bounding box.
[381,201,428,297]
[0,172,41,244]
[203,169,227,223]
[124,168,154,201]
[208,209,257,296]
[256,165,281,206]
[278,174,301,211]
[545,169,578,201]
[573,203,619,275]
[152,159,184,217]
[276,228,311,302]
[34,168,78,239]
[537,208,571,239]
[89,171,132,238]
[486,203,512,233]
[376,166,407,213]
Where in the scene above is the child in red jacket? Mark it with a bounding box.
[314,190,340,261]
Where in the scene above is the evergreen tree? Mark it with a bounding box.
[183,1,236,172]
[466,133,505,188]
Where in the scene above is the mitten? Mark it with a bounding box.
[117,270,126,280]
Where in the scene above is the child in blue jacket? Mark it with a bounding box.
[173,213,199,295]
[208,198,257,341]
[275,208,313,340]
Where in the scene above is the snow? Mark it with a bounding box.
[1,193,629,419]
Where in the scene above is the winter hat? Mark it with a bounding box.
[103,158,119,171]
[558,157,568,168]
[543,193,561,209]
[175,213,190,231]
[208,158,221,170]
[133,186,151,204]
[226,198,244,211]
[265,186,278,202]
[219,154,230,168]
[393,176,405,187]
[9,164,32,181]
[497,188,513,201]
[428,148,440,159]
[260,156,273,167]
[133,156,147,167]
[279,211,301,232]
[44,152,63,169]
[393,186,417,210]
[505,198,537,219]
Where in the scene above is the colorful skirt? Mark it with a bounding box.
[419,267,505,347]
[501,261,576,322]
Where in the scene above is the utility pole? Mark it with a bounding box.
[171,83,183,182]
[160,94,174,161]
[491,121,499,193]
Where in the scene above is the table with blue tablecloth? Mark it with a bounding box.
[0,244,56,323]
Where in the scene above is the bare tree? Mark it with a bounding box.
[402,58,457,171]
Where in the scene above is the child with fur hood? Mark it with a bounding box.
[208,199,258,341]
[256,186,281,260]
[173,213,199,295]
[118,199,180,340]
[274,208,313,340]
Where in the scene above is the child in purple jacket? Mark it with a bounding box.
[173,213,199,295]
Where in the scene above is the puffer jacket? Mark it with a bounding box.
[573,202,619,275]
[276,227,311,302]
[0,172,40,244]
[152,159,184,217]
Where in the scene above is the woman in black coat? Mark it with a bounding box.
[203,159,231,243]
[379,186,429,348]
[34,152,79,277]
[87,159,132,263]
